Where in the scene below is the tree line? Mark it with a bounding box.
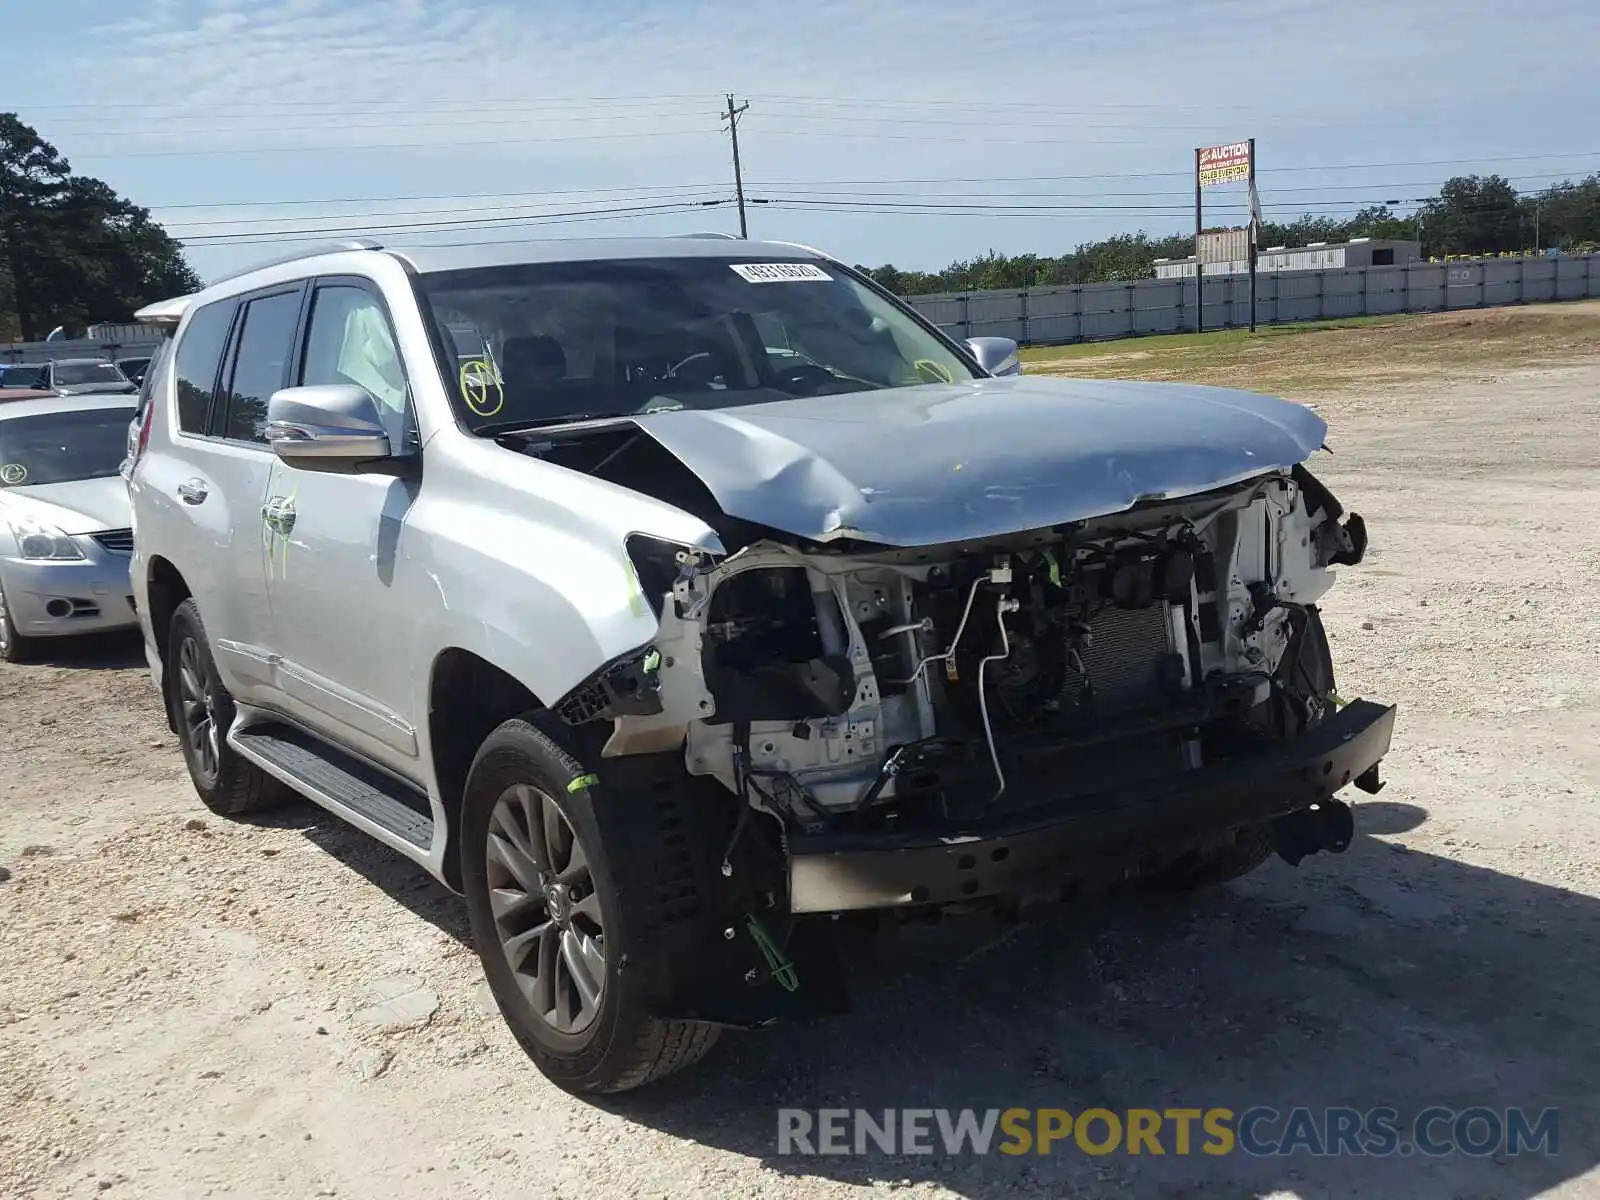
[857,173,1600,296]
[0,114,200,341]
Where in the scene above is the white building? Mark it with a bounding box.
[1153,237,1422,279]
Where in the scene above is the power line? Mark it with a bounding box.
[177,199,729,245]
[750,172,1579,203]
[25,92,721,113]
[139,169,1588,224]
[65,127,723,160]
[192,204,737,252]
[749,152,1600,187]
[159,188,1533,244]
[43,109,726,137]
[148,182,726,212]
[748,197,1540,222]
[160,191,729,231]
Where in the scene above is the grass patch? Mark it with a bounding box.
[1020,315,1399,365]
[1020,300,1600,396]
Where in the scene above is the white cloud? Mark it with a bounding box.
[20,0,1597,276]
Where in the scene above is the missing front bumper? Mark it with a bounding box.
[786,698,1396,914]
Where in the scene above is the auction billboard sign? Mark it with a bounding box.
[1198,142,1252,187]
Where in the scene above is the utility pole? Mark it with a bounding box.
[1193,147,1204,333]
[723,94,750,239]
[1247,136,1258,334]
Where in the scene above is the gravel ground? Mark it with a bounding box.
[2,350,1598,1200]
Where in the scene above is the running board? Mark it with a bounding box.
[231,722,434,849]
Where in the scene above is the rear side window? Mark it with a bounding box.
[219,289,303,443]
[134,336,172,417]
[173,300,235,434]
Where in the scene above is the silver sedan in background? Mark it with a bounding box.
[0,394,140,661]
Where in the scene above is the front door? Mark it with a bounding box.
[261,278,425,780]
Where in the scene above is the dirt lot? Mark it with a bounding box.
[3,303,1599,1199]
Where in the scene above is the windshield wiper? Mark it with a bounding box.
[480,412,646,438]
[481,406,698,437]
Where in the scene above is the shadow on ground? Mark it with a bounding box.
[22,629,146,670]
[266,799,1597,1200]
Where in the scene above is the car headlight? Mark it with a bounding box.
[8,517,84,561]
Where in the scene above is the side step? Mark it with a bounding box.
[232,723,434,849]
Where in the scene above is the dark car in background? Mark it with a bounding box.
[0,365,48,390]
[39,359,138,396]
[114,357,153,386]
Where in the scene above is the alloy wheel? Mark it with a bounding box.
[176,636,220,782]
[0,586,11,657]
[485,783,606,1035]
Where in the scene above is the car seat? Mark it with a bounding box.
[499,335,575,422]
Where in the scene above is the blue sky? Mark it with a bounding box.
[8,0,1598,284]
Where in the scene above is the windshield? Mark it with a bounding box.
[414,256,980,433]
[53,361,129,388]
[0,406,135,486]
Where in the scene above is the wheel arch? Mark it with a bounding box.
[426,646,550,891]
[145,556,192,732]
[144,555,192,662]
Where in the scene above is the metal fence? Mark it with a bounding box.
[5,252,1596,365]
[2,333,164,364]
[904,253,1600,346]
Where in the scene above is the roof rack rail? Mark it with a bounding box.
[206,237,384,287]
[675,232,742,239]
[767,239,834,261]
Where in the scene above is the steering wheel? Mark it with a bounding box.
[773,361,840,394]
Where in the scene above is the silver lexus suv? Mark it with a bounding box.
[126,236,1394,1095]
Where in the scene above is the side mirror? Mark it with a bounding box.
[965,337,1021,377]
[264,384,393,469]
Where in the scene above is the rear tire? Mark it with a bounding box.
[0,581,36,664]
[165,599,287,817]
[461,717,721,1094]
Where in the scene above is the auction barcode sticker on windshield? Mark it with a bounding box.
[729,262,832,283]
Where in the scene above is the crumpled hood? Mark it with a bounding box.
[628,374,1326,546]
[0,476,131,535]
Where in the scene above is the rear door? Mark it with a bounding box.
[136,284,306,705]
[201,283,308,703]
[132,295,240,677]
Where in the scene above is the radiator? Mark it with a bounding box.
[1062,603,1176,718]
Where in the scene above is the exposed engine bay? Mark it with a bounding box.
[565,462,1369,841]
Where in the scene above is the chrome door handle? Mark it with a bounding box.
[177,479,208,505]
[261,498,296,535]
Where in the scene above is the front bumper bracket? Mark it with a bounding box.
[786,698,1397,914]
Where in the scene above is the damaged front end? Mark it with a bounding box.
[554,460,1393,934]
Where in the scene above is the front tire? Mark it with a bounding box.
[1140,607,1338,893]
[1139,824,1274,892]
[461,717,721,1094]
[0,580,36,664]
[164,599,287,817]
